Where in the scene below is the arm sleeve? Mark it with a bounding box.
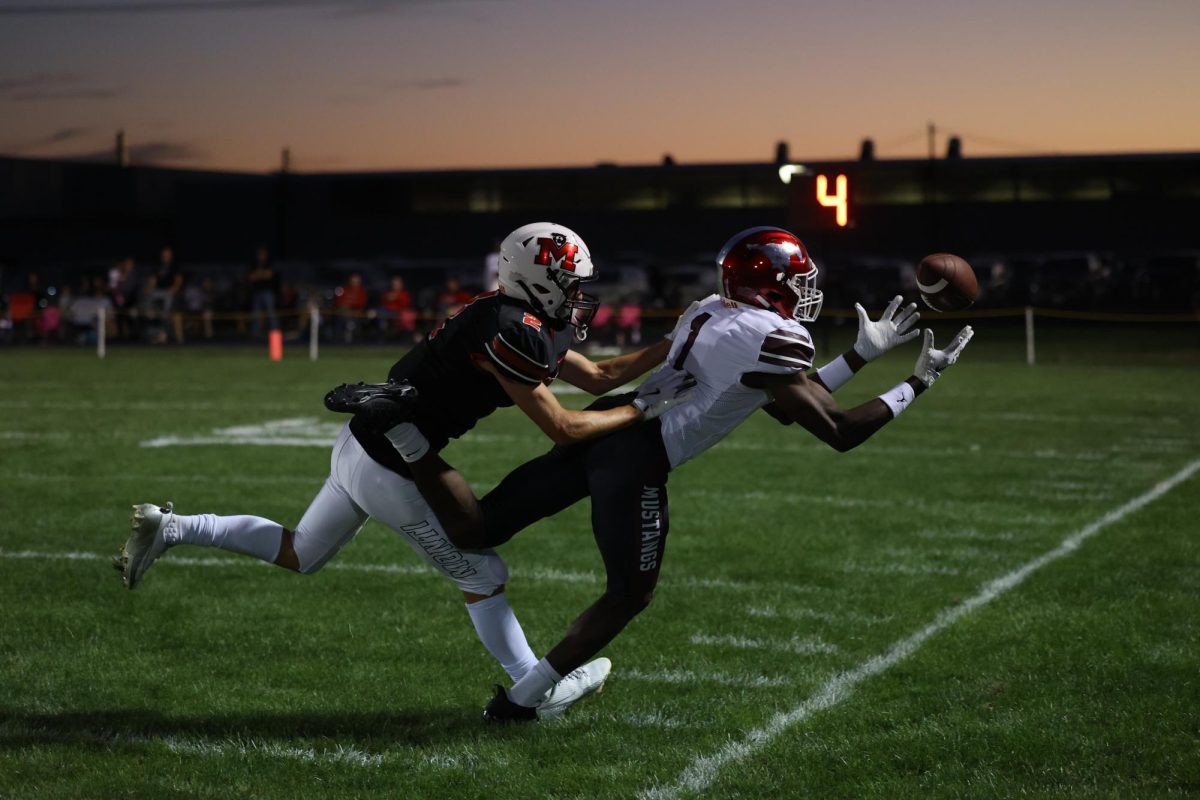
[755,327,815,374]
[484,320,552,385]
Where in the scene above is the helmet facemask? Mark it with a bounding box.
[551,269,599,341]
[785,263,823,322]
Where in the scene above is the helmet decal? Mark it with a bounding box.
[746,240,808,272]
[498,222,598,340]
[533,236,579,272]
[717,226,823,322]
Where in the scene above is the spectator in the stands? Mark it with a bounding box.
[434,276,472,326]
[614,294,642,347]
[334,272,368,342]
[63,277,112,344]
[150,246,184,343]
[107,256,139,340]
[5,272,42,341]
[247,245,279,335]
[34,273,63,343]
[380,275,416,338]
[484,240,501,292]
[139,274,169,344]
[181,275,214,341]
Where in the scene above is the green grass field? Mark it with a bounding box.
[1,326,1198,799]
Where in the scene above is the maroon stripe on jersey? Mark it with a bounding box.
[761,337,814,359]
[758,348,813,369]
[487,334,549,383]
[760,333,814,364]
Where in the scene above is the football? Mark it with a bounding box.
[917,253,979,311]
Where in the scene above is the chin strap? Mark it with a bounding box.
[514,278,550,318]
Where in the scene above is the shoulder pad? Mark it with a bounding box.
[485,312,552,385]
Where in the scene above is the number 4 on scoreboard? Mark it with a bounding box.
[816,174,849,227]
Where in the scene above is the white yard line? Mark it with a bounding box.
[0,721,384,767]
[640,459,1200,800]
[747,605,894,626]
[0,549,815,595]
[623,668,790,689]
[0,720,517,771]
[690,633,840,656]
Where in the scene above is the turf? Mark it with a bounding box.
[1,326,1197,799]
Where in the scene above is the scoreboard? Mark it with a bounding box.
[780,153,1200,255]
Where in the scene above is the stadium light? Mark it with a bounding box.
[777,163,807,184]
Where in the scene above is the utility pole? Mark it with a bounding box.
[116,130,129,168]
[927,122,936,160]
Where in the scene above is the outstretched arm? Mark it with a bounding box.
[810,295,920,392]
[396,364,693,549]
[477,355,687,445]
[746,326,973,452]
[558,340,672,396]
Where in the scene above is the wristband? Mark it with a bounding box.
[385,422,431,463]
[877,381,915,418]
[815,355,855,392]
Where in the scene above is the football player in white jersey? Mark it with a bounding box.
[115,222,691,721]
[353,226,973,722]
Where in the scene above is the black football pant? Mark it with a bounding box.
[479,400,671,674]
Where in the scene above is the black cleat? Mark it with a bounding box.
[482,685,538,724]
[324,379,419,433]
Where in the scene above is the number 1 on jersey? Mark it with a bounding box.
[672,312,712,371]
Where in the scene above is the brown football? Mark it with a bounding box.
[917,253,978,312]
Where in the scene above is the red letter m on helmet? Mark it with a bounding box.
[533,236,579,272]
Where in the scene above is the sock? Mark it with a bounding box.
[507,657,562,707]
[384,422,430,463]
[466,593,539,682]
[168,513,283,563]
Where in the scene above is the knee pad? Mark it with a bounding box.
[450,549,509,596]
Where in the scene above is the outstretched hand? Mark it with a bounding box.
[913,326,974,387]
[853,295,921,362]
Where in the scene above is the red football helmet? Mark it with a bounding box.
[716,227,823,322]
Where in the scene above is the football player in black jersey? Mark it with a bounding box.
[117,222,687,720]
[362,227,972,723]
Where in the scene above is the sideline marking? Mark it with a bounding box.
[640,459,1200,800]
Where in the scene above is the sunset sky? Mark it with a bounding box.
[1,0,1197,173]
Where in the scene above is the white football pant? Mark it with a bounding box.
[293,423,509,596]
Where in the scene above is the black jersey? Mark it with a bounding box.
[350,291,573,475]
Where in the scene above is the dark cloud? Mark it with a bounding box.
[62,140,208,165]
[0,1,433,15]
[0,73,119,102]
[333,77,464,104]
[393,78,465,91]
[0,126,90,154]
[45,126,89,144]
[0,72,81,92]
[8,88,119,101]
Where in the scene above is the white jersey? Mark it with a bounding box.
[639,294,815,468]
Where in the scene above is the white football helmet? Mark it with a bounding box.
[498,222,599,340]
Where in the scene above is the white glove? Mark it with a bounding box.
[913,326,974,387]
[853,295,921,362]
[633,370,697,420]
[665,300,703,341]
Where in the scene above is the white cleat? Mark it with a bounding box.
[117,501,176,590]
[535,657,612,720]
